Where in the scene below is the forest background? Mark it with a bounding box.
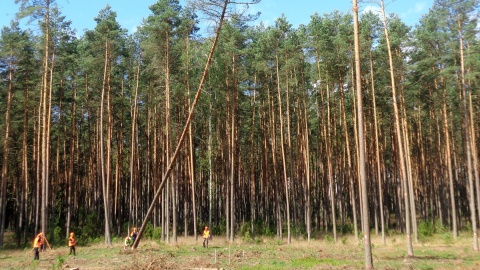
[0,0,479,262]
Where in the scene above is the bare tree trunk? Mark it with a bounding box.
[100,39,112,246]
[457,19,478,251]
[66,84,77,239]
[208,103,213,234]
[129,59,141,235]
[440,75,457,238]
[40,1,51,237]
[229,54,237,243]
[20,73,31,245]
[0,50,15,247]
[369,47,385,245]
[353,1,373,267]
[342,68,358,240]
[184,33,198,241]
[302,99,311,242]
[399,72,418,243]
[468,87,480,232]
[379,0,413,256]
[250,74,257,234]
[275,54,291,244]
[324,71,337,242]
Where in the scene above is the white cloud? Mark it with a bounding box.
[361,5,382,17]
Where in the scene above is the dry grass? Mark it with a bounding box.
[1,233,480,269]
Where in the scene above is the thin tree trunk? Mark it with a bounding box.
[129,58,141,235]
[275,54,291,244]
[185,33,198,241]
[353,1,373,267]
[0,49,15,247]
[40,1,51,236]
[20,71,30,245]
[66,83,77,239]
[440,74,457,238]
[457,18,478,251]
[379,0,413,256]
[100,39,112,246]
[369,47,385,245]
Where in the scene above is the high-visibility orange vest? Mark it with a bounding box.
[33,235,43,248]
[68,236,75,247]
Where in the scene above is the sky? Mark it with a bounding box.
[1,0,434,36]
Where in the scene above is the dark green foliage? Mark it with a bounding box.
[418,221,435,238]
[81,213,103,241]
[142,222,162,240]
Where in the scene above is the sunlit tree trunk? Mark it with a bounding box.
[66,84,77,239]
[40,0,51,237]
[457,18,478,251]
[184,34,198,240]
[100,39,112,246]
[369,47,385,245]
[129,59,141,235]
[439,74,457,238]
[379,0,413,256]
[275,54,291,244]
[353,1,373,267]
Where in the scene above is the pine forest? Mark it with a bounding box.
[1,0,480,263]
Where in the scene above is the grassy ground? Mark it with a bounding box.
[1,232,480,269]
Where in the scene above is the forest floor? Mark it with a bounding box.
[1,232,480,269]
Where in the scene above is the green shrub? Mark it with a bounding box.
[82,213,101,240]
[53,226,63,246]
[341,224,354,234]
[211,219,226,236]
[418,220,435,238]
[143,223,154,239]
[325,235,334,243]
[263,226,275,237]
[240,222,251,237]
[242,231,253,243]
[151,227,162,240]
[435,220,447,234]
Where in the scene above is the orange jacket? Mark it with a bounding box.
[33,235,43,248]
[68,236,75,247]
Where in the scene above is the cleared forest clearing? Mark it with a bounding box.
[1,233,479,269]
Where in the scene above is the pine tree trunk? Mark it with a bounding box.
[457,19,478,251]
[66,84,77,239]
[100,39,112,246]
[379,0,413,256]
[275,54,291,244]
[0,50,14,247]
[369,47,386,245]
[353,1,373,267]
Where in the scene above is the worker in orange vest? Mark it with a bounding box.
[33,232,44,260]
[68,232,76,256]
[202,226,210,248]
